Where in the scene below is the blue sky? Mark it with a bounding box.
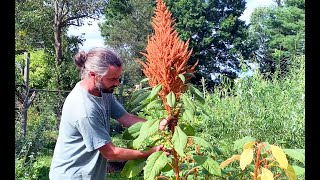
[68,0,275,51]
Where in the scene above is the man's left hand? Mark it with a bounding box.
[159,116,177,130]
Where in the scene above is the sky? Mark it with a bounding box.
[68,0,275,51]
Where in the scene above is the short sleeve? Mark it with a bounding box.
[75,116,112,152]
[110,95,127,119]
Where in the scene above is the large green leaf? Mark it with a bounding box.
[145,84,162,102]
[178,74,186,83]
[181,94,195,112]
[131,89,147,101]
[133,119,160,149]
[143,151,169,180]
[179,124,195,136]
[166,91,176,108]
[193,155,221,176]
[123,122,143,140]
[130,102,149,113]
[283,149,305,165]
[172,126,188,157]
[189,85,205,103]
[292,165,305,176]
[183,109,194,122]
[121,159,146,178]
[190,136,214,152]
[131,91,150,105]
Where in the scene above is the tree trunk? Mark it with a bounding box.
[54,0,63,65]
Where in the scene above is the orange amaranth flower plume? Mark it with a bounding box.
[138,0,198,115]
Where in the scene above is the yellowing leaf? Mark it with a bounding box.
[243,141,256,149]
[261,167,274,180]
[285,164,297,180]
[219,154,241,169]
[271,145,288,169]
[250,172,261,180]
[240,148,253,170]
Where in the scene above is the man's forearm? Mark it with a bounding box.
[117,113,146,127]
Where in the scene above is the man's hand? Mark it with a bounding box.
[159,116,177,130]
[150,145,170,156]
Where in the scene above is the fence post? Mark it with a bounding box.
[22,52,30,137]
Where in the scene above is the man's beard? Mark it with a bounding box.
[96,80,116,93]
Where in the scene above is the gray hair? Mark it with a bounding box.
[73,47,122,79]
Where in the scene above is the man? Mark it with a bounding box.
[49,47,175,180]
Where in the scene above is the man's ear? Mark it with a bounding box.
[88,71,96,78]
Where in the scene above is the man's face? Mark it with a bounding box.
[95,65,122,93]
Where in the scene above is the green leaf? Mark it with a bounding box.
[292,165,305,176]
[131,91,150,105]
[172,126,188,157]
[190,136,214,152]
[146,84,162,102]
[161,162,173,172]
[166,92,176,108]
[193,155,221,176]
[181,94,196,112]
[180,124,195,136]
[133,119,160,149]
[130,102,149,113]
[184,73,195,78]
[183,109,194,122]
[143,151,169,180]
[131,89,147,101]
[122,122,143,140]
[178,74,186,83]
[121,159,146,178]
[283,149,305,165]
[189,85,205,103]
[140,78,149,83]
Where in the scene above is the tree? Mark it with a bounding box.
[100,0,155,86]
[50,0,108,65]
[15,0,53,51]
[249,0,305,78]
[164,0,253,89]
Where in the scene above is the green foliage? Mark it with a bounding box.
[198,55,304,149]
[164,0,253,87]
[15,0,54,51]
[101,0,154,86]
[31,156,52,180]
[249,1,305,76]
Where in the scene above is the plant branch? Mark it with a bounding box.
[184,167,198,180]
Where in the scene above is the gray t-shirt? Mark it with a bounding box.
[49,82,127,180]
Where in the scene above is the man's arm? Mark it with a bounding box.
[117,112,146,128]
[98,141,165,161]
[117,112,177,130]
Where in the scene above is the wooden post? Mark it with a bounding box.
[22,52,30,137]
